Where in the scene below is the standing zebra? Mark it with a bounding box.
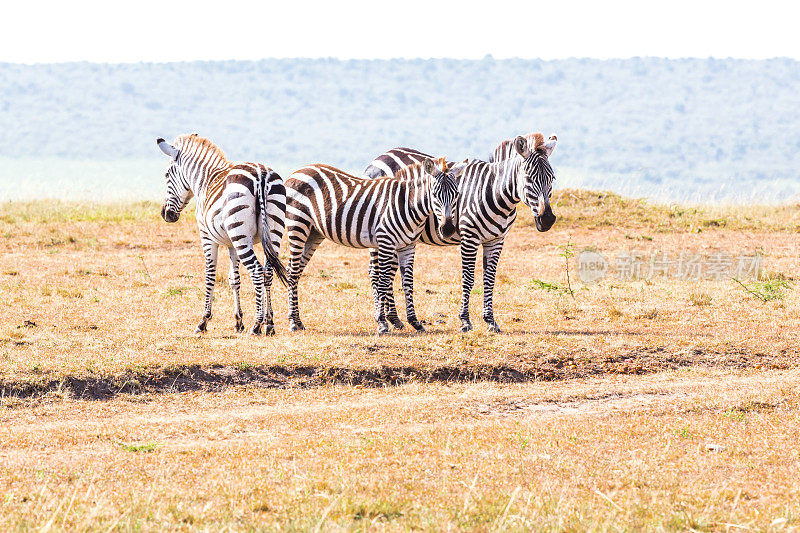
[284,159,463,334]
[156,134,287,335]
[363,133,558,332]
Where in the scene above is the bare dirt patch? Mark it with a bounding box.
[474,392,683,417]
[2,346,798,402]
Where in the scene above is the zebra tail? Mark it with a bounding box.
[257,173,288,287]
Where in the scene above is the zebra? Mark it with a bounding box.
[284,158,464,334]
[155,133,287,335]
[362,133,558,333]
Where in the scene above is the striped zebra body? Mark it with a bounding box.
[156,134,287,335]
[363,133,558,332]
[284,159,462,334]
[362,147,432,179]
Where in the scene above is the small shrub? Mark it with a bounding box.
[733,277,792,302]
[333,281,357,291]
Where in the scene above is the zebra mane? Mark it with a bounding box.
[174,134,230,165]
[529,133,546,153]
[392,157,451,180]
[490,132,546,162]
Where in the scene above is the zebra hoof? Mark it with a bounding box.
[487,324,502,333]
[376,323,390,335]
[289,320,305,332]
[250,323,263,336]
[234,321,245,333]
[409,321,426,333]
[194,322,208,334]
[388,316,404,330]
[264,324,275,336]
[460,322,473,333]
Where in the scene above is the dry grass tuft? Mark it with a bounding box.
[689,291,713,306]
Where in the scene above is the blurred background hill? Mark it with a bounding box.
[1,57,798,203]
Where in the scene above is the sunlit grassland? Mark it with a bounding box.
[1,190,799,530]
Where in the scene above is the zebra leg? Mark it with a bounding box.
[287,229,323,332]
[263,261,275,336]
[397,245,425,332]
[369,249,403,329]
[458,236,479,332]
[228,247,244,333]
[481,239,505,333]
[237,240,267,336]
[195,240,219,334]
[375,244,396,335]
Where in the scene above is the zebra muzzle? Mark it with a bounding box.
[534,204,556,232]
[440,217,456,238]
[162,205,179,223]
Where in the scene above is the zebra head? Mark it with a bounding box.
[156,137,194,223]
[423,158,463,239]
[514,134,558,232]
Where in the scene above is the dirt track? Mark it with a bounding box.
[4,346,797,401]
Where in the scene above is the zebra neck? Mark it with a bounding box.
[491,157,523,204]
[406,174,432,222]
[187,162,232,198]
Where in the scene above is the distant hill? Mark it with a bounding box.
[1,58,798,202]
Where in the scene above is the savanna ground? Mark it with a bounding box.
[1,190,800,531]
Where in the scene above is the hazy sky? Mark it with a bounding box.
[2,0,799,63]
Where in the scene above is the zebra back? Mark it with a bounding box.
[285,159,451,249]
[363,147,433,178]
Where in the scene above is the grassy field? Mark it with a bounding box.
[1,190,800,530]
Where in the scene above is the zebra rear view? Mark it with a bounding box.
[284,159,464,334]
[156,134,287,336]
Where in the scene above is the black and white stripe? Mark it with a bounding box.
[363,133,558,332]
[362,147,432,179]
[156,134,287,335]
[488,133,539,163]
[284,159,463,334]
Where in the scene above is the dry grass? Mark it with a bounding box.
[2,373,800,530]
[1,191,800,530]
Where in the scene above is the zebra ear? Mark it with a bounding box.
[514,136,530,158]
[422,158,435,175]
[157,138,178,160]
[544,134,557,157]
